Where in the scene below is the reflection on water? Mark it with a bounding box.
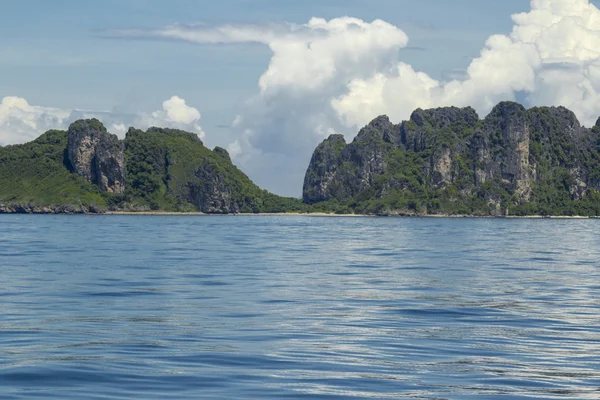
[1,215,600,399]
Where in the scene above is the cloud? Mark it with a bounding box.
[123,0,600,196]
[0,95,205,146]
[138,96,205,139]
[0,97,71,145]
[160,96,201,124]
[335,0,600,127]
[132,17,408,94]
[8,0,600,196]
[111,22,287,45]
[129,17,408,194]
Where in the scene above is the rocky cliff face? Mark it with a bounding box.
[187,163,238,213]
[67,119,126,194]
[472,102,533,202]
[303,102,600,216]
[124,127,269,214]
[213,146,231,162]
[303,134,348,202]
[0,120,303,214]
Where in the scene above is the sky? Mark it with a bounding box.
[3,0,600,196]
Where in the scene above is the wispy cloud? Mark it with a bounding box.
[104,21,326,45]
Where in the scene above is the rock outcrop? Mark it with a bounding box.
[187,163,239,213]
[303,134,348,203]
[213,147,231,163]
[0,120,303,215]
[124,127,269,214]
[0,202,103,214]
[303,101,600,216]
[67,119,126,194]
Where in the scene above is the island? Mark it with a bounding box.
[1,101,600,216]
[304,102,600,217]
[0,119,306,214]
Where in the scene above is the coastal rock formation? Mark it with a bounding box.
[124,127,286,214]
[67,119,126,194]
[188,163,238,213]
[303,134,348,203]
[2,101,599,216]
[0,122,304,214]
[303,101,600,216]
[213,146,231,162]
[0,202,102,214]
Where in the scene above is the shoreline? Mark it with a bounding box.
[104,211,367,217]
[1,209,598,219]
[103,211,598,219]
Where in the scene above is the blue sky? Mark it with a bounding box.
[1,0,526,122]
[3,0,600,195]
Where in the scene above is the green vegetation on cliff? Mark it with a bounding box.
[0,120,306,214]
[0,130,106,210]
[303,102,600,216]
[120,126,306,213]
[3,100,600,216]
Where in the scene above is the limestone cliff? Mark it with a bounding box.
[67,119,126,194]
[303,102,600,216]
[122,127,285,213]
[0,120,304,214]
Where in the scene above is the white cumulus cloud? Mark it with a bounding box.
[9,0,600,196]
[136,17,408,193]
[0,95,206,145]
[0,97,70,145]
[137,95,205,139]
[132,0,600,196]
[335,0,600,127]
[161,96,201,124]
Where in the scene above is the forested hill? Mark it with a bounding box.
[0,119,305,214]
[303,102,600,216]
[3,101,600,216]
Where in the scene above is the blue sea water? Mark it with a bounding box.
[1,215,600,399]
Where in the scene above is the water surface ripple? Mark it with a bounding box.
[1,215,599,399]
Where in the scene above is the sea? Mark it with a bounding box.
[1,215,599,399]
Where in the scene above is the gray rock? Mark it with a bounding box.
[187,163,239,213]
[67,119,126,194]
[302,101,600,212]
[213,146,232,163]
[475,102,533,201]
[0,202,100,214]
[303,134,347,203]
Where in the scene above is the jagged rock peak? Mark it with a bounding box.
[356,115,402,146]
[68,118,108,137]
[67,119,126,194]
[213,146,231,162]
[529,105,581,129]
[146,127,204,145]
[484,102,528,135]
[488,101,526,115]
[325,134,347,144]
[125,127,137,137]
[366,115,391,128]
[303,100,600,215]
[126,126,204,145]
[409,106,479,127]
[302,134,349,204]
